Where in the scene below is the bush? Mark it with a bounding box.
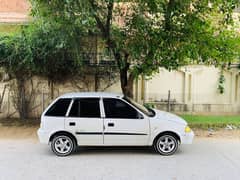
[0,21,84,118]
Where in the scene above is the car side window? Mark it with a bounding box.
[69,98,100,118]
[103,98,140,119]
[45,98,71,117]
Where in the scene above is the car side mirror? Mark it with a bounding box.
[137,113,144,119]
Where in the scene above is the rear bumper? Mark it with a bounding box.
[181,131,194,144]
[37,129,50,144]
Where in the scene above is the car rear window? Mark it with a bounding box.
[45,98,71,117]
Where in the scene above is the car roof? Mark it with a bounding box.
[59,92,124,99]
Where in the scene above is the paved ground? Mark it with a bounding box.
[0,138,240,180]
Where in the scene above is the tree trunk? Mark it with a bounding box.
[89,0,135,97]
[120,69,134,98]
[16,77,27,119]
[49,80,54,99]
[94,73,99,91]
[112,50,135,98]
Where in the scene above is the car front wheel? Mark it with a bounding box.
[51,135,75,156]
[154,134,179,156]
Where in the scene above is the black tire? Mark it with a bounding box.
[153,133,179,156]
[51,135,76,156]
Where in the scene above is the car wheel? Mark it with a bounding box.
[51,135,76,156]
[154,134,179,156]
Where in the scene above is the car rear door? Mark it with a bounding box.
[65,98,103,145]
[102,98,150,146]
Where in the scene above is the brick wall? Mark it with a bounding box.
[0,0,29,13]
[0,0,29,23]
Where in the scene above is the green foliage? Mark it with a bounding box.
[143,103,155,109]
[0,21,85,118]
[25,21,83,81]
[0,33,33,78]
[0,21,83,82]
[130,0,240,74]
[31,1,240,70]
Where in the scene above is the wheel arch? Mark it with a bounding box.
[152,131,181,145]
[49,131,77,145]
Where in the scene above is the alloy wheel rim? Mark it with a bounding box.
[54,137,72,154]
[158,135,176,153]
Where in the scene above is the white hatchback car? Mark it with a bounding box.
[38,92,194,156]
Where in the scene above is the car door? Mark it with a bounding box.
[102,98,150,146]
[65,98,104,145]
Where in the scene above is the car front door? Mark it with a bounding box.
[65,98,103,145]
[102,98,150,146]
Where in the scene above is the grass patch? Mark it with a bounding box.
[0,115,240,130]
[181,114,240,129]
[0,24,21,35]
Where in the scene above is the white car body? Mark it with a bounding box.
[38,92,194,155]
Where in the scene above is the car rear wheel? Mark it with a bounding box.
[51,135,76,156]
[154,134,179,156]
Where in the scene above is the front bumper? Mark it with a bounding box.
[181,131,194,144]
[37,129,50,144]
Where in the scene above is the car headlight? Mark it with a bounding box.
[185,126,192,133]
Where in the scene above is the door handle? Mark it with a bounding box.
[108,122,114,127]
[69,122,76,126]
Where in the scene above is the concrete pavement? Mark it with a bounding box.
[0,138,239,180]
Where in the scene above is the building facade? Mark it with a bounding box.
[134,65,240,114]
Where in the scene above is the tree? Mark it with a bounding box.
[0,24,39,117]
[29,0,240,97]
[0,21,83,118]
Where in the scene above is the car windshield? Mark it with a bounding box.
[123,97,155,117]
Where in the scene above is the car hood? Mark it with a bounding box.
[153,109,187,125]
